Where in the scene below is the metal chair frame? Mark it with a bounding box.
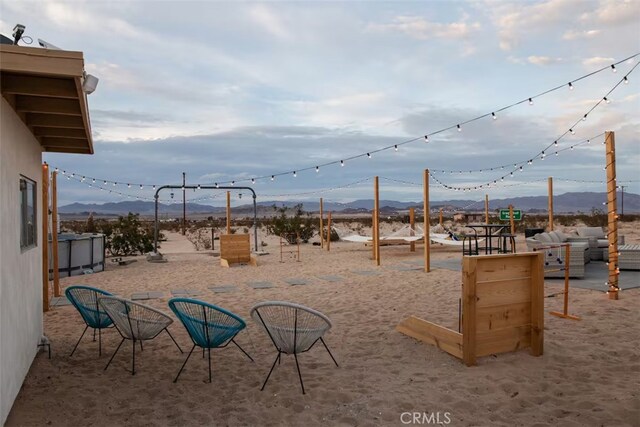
[65,285,114,357]
[252,303,339,395]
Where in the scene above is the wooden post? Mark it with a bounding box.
[530,252,544,356]
[485,194,489,224]
[211,227,215,250]
[439,208,443,227]
[462,257,477,365]
[374,176,380,266]
[605,131,619,300]
[319,198,324,248]
[371,209,376,260]
[409,207,415,252]
[327,212,332,252]
[424,169,430,273]
[226,191,231,234]
[550,245,581,320]
[42,163,50,312]
[548,177,554,231]
[509,204,515,235]
[51,171,60,297]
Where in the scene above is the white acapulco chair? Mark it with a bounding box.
[250,301,339,394]
[98,296,183,375]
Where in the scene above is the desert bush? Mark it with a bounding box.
[267,204,315,243]
[108,213,155,256]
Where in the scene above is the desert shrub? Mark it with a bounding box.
[267,204,315,243]
[108,213,155,256]
[582,208,607,227]
[321,227,340,242]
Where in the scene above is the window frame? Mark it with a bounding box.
[20,175,38,251]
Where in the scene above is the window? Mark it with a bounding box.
[20,176,37,250]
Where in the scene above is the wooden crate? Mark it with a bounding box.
[219,234,257,268]
[396,252,544,366]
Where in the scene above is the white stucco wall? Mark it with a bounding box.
[0,97,44,425]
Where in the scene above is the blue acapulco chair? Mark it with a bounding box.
[168,298,254,383]
[65,285,114,356]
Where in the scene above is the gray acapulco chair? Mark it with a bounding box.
[250,301,339,394]
[98,296,183,375]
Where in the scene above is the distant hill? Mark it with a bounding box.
[59,191,640,216]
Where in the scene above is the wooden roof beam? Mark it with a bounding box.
[1,73,79,99]
[40,136,89,149]
[32,127,88,138]
[26,113,85,129]
[16,95,81,115]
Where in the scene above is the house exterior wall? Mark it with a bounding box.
[0,97,44,425]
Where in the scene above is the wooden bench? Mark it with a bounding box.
[397,252,544,366]
[219,234,257,268]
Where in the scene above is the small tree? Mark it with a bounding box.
[267,204,315,243]
[85,213,97,233]
[108,212,155,256]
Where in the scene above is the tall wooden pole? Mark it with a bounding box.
[374,176,380,266]
[548,177,554,231]
[41,163,50,312]
[485,194,489,224]
[319,198,324,248]
[509,204,515,235]
[439,208,443,227]
[409,207,415,252]
[182,172,186,235]
[605,131,619,300]
[226,191,231,234]
[327,212,332,252]
[51,171,60,297]
[424,169,430,273]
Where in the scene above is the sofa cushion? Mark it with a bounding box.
[577,227,605,239]
[554,230,568,242]
[548,231,563,243]
[597,238,609,248]
[535,233,552,243]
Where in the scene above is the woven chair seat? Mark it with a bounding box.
[99,296,173,341]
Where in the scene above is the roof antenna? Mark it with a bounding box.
[12,24,25,45]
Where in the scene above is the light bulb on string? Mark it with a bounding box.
[555,151,559,156]
[424,135,428,142]
[293,171,297,177]
[604,97,610,104]
[315,166,319,173]
[127,183,131,188]
[582,114,587,121]
[394,145,398,152]
[456,124,461,132]
[140,185,144,190]
[491,112,497,120]
[340,160,344,167]
[92,179,95,183]
[215,183,219,188]
[197,184,201,190]
[113,182,117,186]
[554,140,558,147]
[271,175,275,181]
[251,178,256,184]
[568,82,574,90]
[611,64,617,73]
[623,76,628,84]
[367,153,371,159]
[569,128,575,135]
[570,146,574,150]
[231,181,235,186]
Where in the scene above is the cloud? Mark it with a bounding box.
[366,14,481,41]
[249,4,292,40]
[527,56,563,66]
[579,0,640,26]
[562,29,601,40]
[582,56,615,68]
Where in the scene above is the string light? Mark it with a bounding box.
[394,145,398,151]
[611,64,617,73]
[424,135,428,142]
[569,128,575,135]
[582,114,587,121]
[315,166,319,173]
[252,178,256,184]
[491,112,497,120]
[604,97,610,104]
[367,153,371,159]
[46,55,638,189]
[293,171,297,177]
[271,175,275,181]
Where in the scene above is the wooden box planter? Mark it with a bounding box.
[397,252,544,366]
[220,234,257,268]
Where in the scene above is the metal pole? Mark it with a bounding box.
[619,185,625,219]
[182,172,186,235]
[154,193,160,252]
[153,185,258,253]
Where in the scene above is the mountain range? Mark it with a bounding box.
[58,191,640,217]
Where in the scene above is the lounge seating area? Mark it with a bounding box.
[576,226,611,261]
[525,230,591,278]
[66,287,337,393]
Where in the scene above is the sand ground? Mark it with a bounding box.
[6,223,640,426]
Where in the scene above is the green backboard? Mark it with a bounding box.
[499,209,522,221]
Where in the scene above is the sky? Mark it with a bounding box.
[1,0,639,206]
